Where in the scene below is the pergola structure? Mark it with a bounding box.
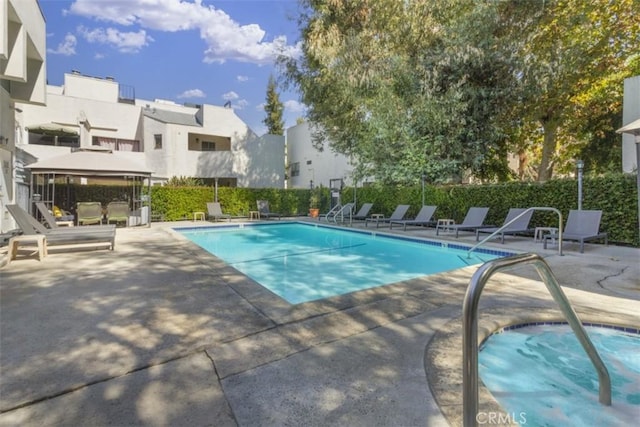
[25,148,153,227]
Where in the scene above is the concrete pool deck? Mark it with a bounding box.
[0,219,638,426]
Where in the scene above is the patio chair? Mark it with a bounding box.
[475,208,534,243]
[35,202,112,230]
[207,202,231,222]
[352,203,374,221]
[77,202,104,225]
[365,204,410,228]
[256,200,282,220]
[6,204,116,250]
[544,210,608,253]
[106,202,130,226]
[437,207,491,237]
[389,205,437,230]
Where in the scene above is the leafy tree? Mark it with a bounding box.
[281,0,639,183]
[281,0,517,184]
[263,75,285,135]
[495,0,640,180]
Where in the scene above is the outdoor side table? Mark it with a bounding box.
[7,235,47,264]
[193,211,205,221]
[534,227,558,243]
[436,218,455,234]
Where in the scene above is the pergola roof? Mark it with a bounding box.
[26,123,79,136]
[616,118,640,136]
[25,148,153,177]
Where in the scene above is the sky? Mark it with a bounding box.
[38,0,306,136]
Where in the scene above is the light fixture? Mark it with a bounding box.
[576,159,584,210]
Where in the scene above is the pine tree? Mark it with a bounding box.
[263,75,284,135]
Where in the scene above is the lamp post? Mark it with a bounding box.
[576,160,584,210]
[421,173,426,206]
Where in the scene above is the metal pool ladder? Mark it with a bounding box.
[462,253,612,427]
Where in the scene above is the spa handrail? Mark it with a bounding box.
[466,207,563,257]
[462,253,611,427]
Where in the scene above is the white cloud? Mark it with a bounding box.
[284,99,306,114]
[177,89,206,99]
[222,92,248,110]
[47,33,77,56]
[235,99,249,110]
[77,25,152,53]
[68,0,300,64]
[237,75,249,82]
[94,53,105,60]
[222,91,239,101]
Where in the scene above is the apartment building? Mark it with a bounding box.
[286,121,355,190]
[16,71,285,189]
[1,0,47,232]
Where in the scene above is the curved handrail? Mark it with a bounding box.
[466,207,563,257]
[462,253,612,426]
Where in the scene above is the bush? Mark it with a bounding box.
[145,173,638,246]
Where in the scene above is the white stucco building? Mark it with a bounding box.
[1,0,46,233]
[16,71,285,189]
[286,122,356,190]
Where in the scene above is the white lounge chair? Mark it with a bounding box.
[437,207,490,237]
[390,205,437,230]
[544,210,608,253]
[7,204,115,250]
[475,208,534,243]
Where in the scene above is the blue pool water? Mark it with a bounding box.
[479,324,640,426]
[177,222,507,304]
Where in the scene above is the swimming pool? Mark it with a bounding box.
[177,222,511,304]
[479,323,640,426]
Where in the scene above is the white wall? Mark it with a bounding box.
[1,0,46,232]
[286,122,354,189]
[622,75,640,173]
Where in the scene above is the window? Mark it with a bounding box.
[92,137,141,152]
[291,162,300,177]
[154,134,162,149]
[202,141,216,151]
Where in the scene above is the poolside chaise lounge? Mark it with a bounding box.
[437,207,491,237]
[543,209,608,253]
[475,208,534,243]
[35,202,113,231]
[7,204,116,251]
[77,201,104,225]
[389,205,437,230]
[365,204,410,228]
[207,202,231,222]
[351,203,374,221]
[106,201,130,226]
[256,200,282,220]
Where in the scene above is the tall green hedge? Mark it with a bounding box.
[146,173,638,246]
